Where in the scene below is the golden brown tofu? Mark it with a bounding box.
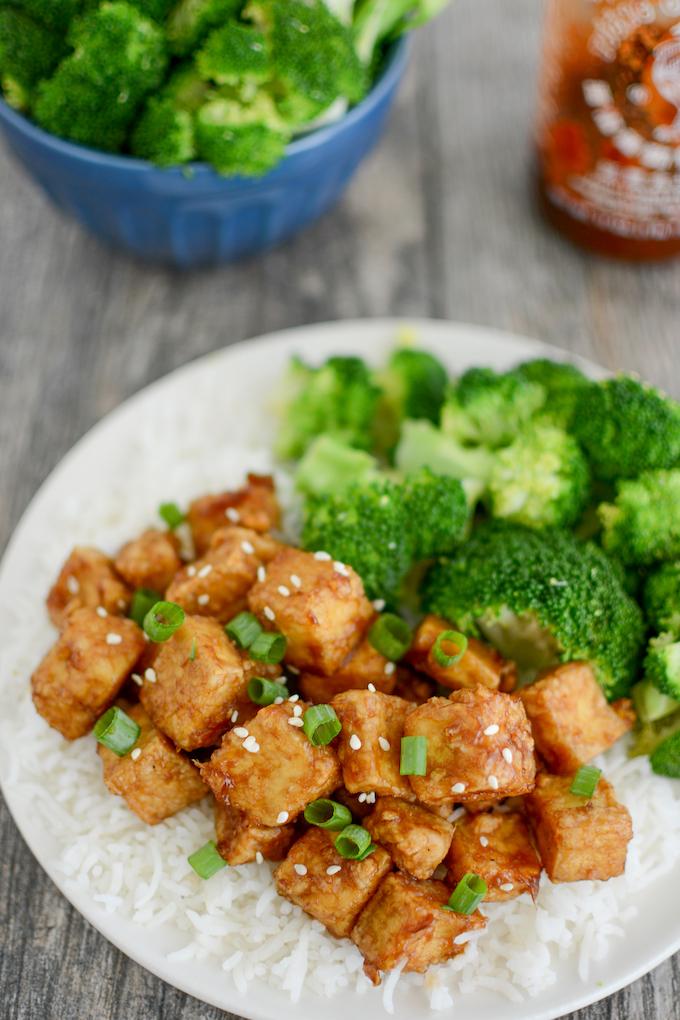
[446,810,541,902]
[520,662,634,775]
[403,688,536,807]
[275,828,392,939]
[247,547,374,676]
[214,799,295,865]
[166,527,280,623]
[188,473,280,556]
[46,546,131,629]
[351,872,486,983]
[299,638,396,703]
[407,615,517,692]
[200,702,341,827]
[525,772,633,883]
[98,702,207,824]
[139,615,248,750]
[31,608,145,740]
[365,798,454,880]
[114,528,182,594]
[332,690,415,799]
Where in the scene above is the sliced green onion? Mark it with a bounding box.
[400,735,427,776]
[304,798,353,831]
[355,842,377,861]
[159,501,186,529]
[444,872,487,914]
[303,704,342,746]
[143,600,185,642]
[129,587,161,627]
[335,824,372,860]
[570,764,602,798]
[188,639,197,662]
[188,840,227,879]
[250,631,287,664]
[225,611,262,650]
[368,613,412,661]
[93,706,141,756]
[432,630,468,668]
[248,676,289,706]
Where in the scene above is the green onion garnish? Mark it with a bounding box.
[432,630,468,668]
[570,764,602,798]
[368,613,412,662]
[188,639,197,662]
[158,501,186,530]
[225,611,262,650]
[129,587,161,627]
[248,676,288,706]
[335,825,374,860]
[188,840,227,879]
[250,631,287,664]
[444,872,487,914]
[143,600,185,642]
[303,704,342,746]
[304,798,353,831]
[93,706,141,757]
[400,735,427,776]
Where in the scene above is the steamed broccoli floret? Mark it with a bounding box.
[130,95,195,164]
[423,521,645,699]
[402,468,469,561]
[644,562,680,634]
[197,22,270,85]
[167,0,242,56]
[276,355,382,461]
[302,479,411,602]
[632,679,678,724]
[487,424,590,529]
[375,346,448,454]
[295,436,379,498]
[8,0,83,33]
[599,470,680,567]
[644,633,680,700]
[516,357,589,429]
[571,376,680,482]
[442,368,546,449]
[650,729,680,777]
[394,420,494,501]
[353,0,449,64]
[162,62,211,111]
[194,92,289,176]
[0,7,65,111]
[126,0,175,20]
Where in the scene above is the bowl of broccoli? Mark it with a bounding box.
[0,1,436,267]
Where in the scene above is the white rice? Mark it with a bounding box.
[2,435,680,1014]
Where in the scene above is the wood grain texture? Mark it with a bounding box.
[1,0,679,1017]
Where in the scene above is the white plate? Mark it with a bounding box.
[1,319,678,1020]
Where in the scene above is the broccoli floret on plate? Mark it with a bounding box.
[644,633,680,701]
[571,376,680,482]
[394,420,494,507]
[0,7,65,111]
[276,355,382,461]
[125,0,175,20]
[295,436,379,499]
[599,470,680,567]
[631,679,678,724]
[441,367,546,448]
[487,424,590,529]
[515,357,589,429]
[423,521,645,700]
[402,468,469,561]
[644,562,680,635]
[167,0,242,56]
[8,0,83,33]
[197,22,270,85]
[130,95,195,165]
[375,346,448,453]
[194,92,290,176]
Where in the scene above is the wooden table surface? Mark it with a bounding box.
[2,0,679,1017]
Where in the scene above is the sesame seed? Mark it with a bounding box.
[488,775,500,790]
[241,540,255,555]
[276,811,289,824]
[288,717,304,727]
[502,748,513,764]
[233,727,249,738]
[263,606,275,622]
[287,665,300,675]
[326,865,342,876]
[187,565,197,577]
[349,734,362,750]
[243,735,259,752]
[96,606,107,618]
[131,673,143,686]
[372,599,386,612]
[484,724,500,736]
[451,782,466,794]
[255,851,263,864]
[378,736,391,751]
[366,792,376,804]
[314,551,331,561]
[231,710,239,723]
[198,564,213,578]
[225,507,240,523]
[500,882,514,892]
[334,561,349,577]
[384,662,396,676]
[106,633,122,646]
[358,793,367,803]
[294,863,308,876]
[130,748,141,761]
[278,585,291,597]
[144,667,157,683]
[288,694,300,702]
[480,836,489,848]
[65,575,79,595]
[197,593,210,606]
[293,704,302,717]
[290,574,302,588]
[367,683,376,693]
[274,697,284,705]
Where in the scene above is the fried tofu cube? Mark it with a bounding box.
[200,702,341,827]
[247,548,374,676]
[365,798,454,880]
[166,527,279,623]
[98,702,207,824]
[275,828,392,938]
[446,810,541,901]
[520,662,634,774]
[114,528,182,594]
[299,638,396,703]
[188,473,280,556]
[332,690,415,799]
[407,615,517,692]
[46,546,131,629]
[403,688,536,807]
[351,872,486,982]
[31,608,145,740]
[214,799,295,865]
[525,772,632,883]
[139,615,249,749]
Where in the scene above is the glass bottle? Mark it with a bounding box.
[536,0,680,260]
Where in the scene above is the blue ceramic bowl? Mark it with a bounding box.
[0,40,408,267]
